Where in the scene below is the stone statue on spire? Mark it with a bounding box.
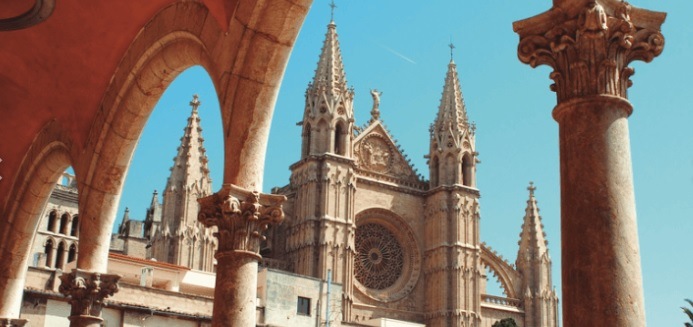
[370,88,382,121]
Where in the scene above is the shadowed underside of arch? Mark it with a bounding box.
[0,0,312,318]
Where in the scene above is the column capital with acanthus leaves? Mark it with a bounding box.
[197,184,285,258]
[514,0,665,103]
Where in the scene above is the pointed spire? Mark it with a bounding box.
[517,182,549,262]
[434,49,469,135]
[150,190,159,207]
[311,14,348,96]
[119,207,130,235]
[164,94,213,196]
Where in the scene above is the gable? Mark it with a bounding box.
[353,122,421,185]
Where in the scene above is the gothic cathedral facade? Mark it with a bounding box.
[263,19,559,327]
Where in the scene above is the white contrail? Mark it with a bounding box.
[377,43,416,64]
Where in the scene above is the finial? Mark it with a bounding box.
[528,181,536,196]
[329,0,337,22]
[189,94,201,112]
[448,42,455,62]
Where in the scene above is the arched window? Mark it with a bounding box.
[67,244,77,264]
[59,213,69,234]
[44,239,54,268]
[70,215,79,237]
[462,154,473,187]
[55,242,66,269]
[334,122,346,156]
[47,211,58,232]
[302,123,312,158]
[430,156,439,187]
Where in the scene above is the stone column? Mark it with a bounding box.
[58,269,120,327]
[198,184,285,327]
[513,2,665,326]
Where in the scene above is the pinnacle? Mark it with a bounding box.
[516,182,549,264]
[164,95,213,197]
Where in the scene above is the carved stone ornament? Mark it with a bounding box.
[353,209,421,303]
[197,184,286,257]
[355,223,404,290]
[58,269,121,318]
[515,1,665,102]
[358,135,393,173]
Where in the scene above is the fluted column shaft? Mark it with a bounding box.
[198,184,285,327]
[514,1,665,326]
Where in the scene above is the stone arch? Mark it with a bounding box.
[43,237,55,268]
[46,210,58,233]
[333,119,348,156]
[67,243,78,264]
[76,2,220,273]
[430,155,439,187]
[302,122,312,158]
[59,212,70,235]
[70,215,79,237]
[480,244,521,299]
[462,152,474,187]
[55,241,67,269]
[0,119,73,317]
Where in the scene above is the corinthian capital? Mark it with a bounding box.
[514,1,665,102]
[58,269,121,318]
[197,184,286,256]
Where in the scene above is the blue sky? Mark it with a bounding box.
[115,1,693,325]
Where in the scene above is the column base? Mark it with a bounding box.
[0,318,28,327]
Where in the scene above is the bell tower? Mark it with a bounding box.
[424,48,482,327]
[285,11,357,322]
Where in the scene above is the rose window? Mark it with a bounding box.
[355,223,404,290]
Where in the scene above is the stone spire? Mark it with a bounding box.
[517,182,549,263]
[516,182,557,327]
[153,94,215,271]
[118,207,130,235]
[433,53,470,138]
[428,49,476,188]
[311,19,348,96]
[301,17,354,157]
[164,94,212,199]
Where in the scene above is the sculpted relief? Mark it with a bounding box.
[358,135,393,173]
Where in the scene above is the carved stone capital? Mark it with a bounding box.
[0,319,28,327]
[58,269,121,319]
[197,184,286,257]
[515,1,665,102]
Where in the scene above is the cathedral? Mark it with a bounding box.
[25,14,560,327]
[260,18,560,327]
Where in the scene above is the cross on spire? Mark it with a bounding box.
[329,0,337,21]
[448,42,455,61]
[528,181,536,195]
[189,94,201,112]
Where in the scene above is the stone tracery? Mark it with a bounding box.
[355,223,404,290]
